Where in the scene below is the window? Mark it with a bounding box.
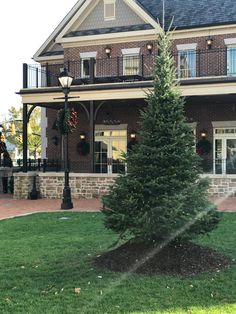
[227,47,236,76]
[178,50,196,78]
[224,38,236,76]
[80,52,97,78]
[104,0,116,21]
[122,48,140,76]
[177,44,197,79]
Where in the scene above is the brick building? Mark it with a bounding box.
[17,0,236,198]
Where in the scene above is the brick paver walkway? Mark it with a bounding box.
[0,194,101,221]
[0,194,235,221]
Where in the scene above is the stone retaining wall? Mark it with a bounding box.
[13,172,236,199]
[13,172,116,199]
[204,175,236,197]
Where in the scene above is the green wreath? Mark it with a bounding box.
[57,108,78,134]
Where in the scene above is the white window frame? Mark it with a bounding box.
[177,44,197,79]
[122,48,140,76]
[80,52,97,78]
[224,39,236,77]
[213,121,236,174]
[104,0,116,21]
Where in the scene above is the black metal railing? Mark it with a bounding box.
[14,159,91,173]
[200,158,236,175]
[7,157,236,175]
[23,48,236,89]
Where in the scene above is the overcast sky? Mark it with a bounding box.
[0,0,77,120]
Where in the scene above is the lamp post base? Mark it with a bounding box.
[61,186,73,210]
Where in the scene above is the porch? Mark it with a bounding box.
[23,48,236,89]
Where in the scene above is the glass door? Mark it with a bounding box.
[94,140,108,173]
[226,139,236,174]
[95,129,127,174]
[214,128,236,174]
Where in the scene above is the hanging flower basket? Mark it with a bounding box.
[57,108,78,134]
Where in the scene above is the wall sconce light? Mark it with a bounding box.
[105,47,111,58]
[200,130,207,138]
[130,130,137,139]
[146,43,153,54]
[206,37,213,49]
[80,132,86,140]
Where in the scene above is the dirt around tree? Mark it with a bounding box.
[94,241,233,277]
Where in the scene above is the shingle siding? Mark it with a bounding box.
[78,0,145,31]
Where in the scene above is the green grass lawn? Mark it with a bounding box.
[0,212,235,314]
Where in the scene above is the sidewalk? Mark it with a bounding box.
[0,194,235,221]
[0,194,101,221]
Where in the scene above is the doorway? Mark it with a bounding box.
[94,129,127,174]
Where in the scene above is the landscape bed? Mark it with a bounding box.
[0,212,235,314]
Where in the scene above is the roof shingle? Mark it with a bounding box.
[138,0,236,29]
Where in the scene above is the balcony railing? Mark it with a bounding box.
[23,48,235,89]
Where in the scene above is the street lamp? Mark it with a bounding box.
[58,68,74,210]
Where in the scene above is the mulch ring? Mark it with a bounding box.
[94,241,233,276]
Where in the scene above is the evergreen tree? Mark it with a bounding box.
[102,32,220,243]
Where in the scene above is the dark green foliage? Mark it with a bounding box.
[102,32,221,243]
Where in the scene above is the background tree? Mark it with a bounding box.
[2,106,41,157]
[102,32,220,244]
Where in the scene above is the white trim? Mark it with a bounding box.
[56,0,160,44]
[80,51,97,59]
[60,29,157,45]
[121,48,140,55]
[212,121,236,128]
[56,0,98,43]
[188,122,197,129]
[95,124,127,130]
[124,0,160,29]
[41,108,47,159]
[104,0,116,21]
[224,38,236,46]
[33,0,85,61]
[176,43,197,51]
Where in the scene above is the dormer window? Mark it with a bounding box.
[104,0,116,21]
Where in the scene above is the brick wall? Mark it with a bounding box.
[46,100,145,172]
[63,33,236,79]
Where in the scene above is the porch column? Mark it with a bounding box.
[89,100,95,173]
[22,104,28,172]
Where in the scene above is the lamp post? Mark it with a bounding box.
[58,68,74,210]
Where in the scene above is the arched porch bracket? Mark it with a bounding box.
[27,104,38,123]
[78,102,90,120]
[22,103,39,172]
[94,101,106,120]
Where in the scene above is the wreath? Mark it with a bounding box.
[57,108,78,134]
[196,139,211,156]
[77,141,90,156]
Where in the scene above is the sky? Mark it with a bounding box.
[0,0,77,120]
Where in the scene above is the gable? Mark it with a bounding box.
[57,0,159,43]
[78,0,146,32]
[34,0,159,61]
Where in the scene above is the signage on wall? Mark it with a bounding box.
[103,120,121,125]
